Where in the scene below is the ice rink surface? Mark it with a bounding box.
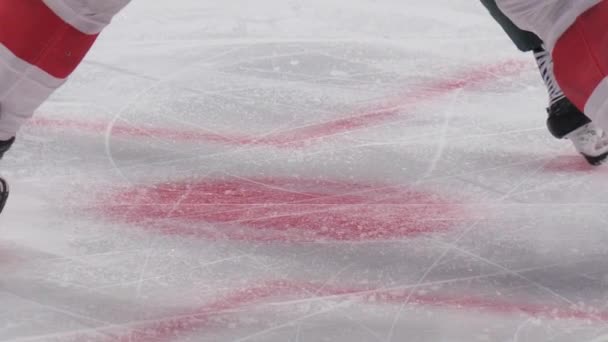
[3,1,608,341]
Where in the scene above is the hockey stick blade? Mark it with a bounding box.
[0,177,8,214]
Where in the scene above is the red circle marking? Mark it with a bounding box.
[101,178,464,242]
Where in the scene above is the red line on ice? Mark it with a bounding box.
[29,59,528,147]
[100,177,466,242]
[70,280,608,342]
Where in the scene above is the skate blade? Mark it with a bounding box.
[0,177,8,214]
[583,152,608,166]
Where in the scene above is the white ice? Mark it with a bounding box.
[2,1,608,341]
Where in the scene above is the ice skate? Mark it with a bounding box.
[565,122,608,166]
[545,97,608,165]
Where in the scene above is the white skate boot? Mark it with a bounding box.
[566,122,608,166]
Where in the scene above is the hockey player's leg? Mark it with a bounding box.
[535,48,608,165]
[498,1,608,150]
[0,0,131,149]
[483,0,608,164]
[0,0,130,213]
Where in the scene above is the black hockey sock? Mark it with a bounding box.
[533,48,565,106]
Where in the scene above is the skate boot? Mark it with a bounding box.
[546,98,608,165]
[534,48,608,165]
[0,137,14,214]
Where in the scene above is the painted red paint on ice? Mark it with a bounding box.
[30,117,256,145]
[72,280,608,342]
[30,59,528,147]
[101,177,464,242]
[543,156,597,172]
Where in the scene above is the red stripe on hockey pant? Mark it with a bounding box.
[552,1,608,112]
[0,0,99,79]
